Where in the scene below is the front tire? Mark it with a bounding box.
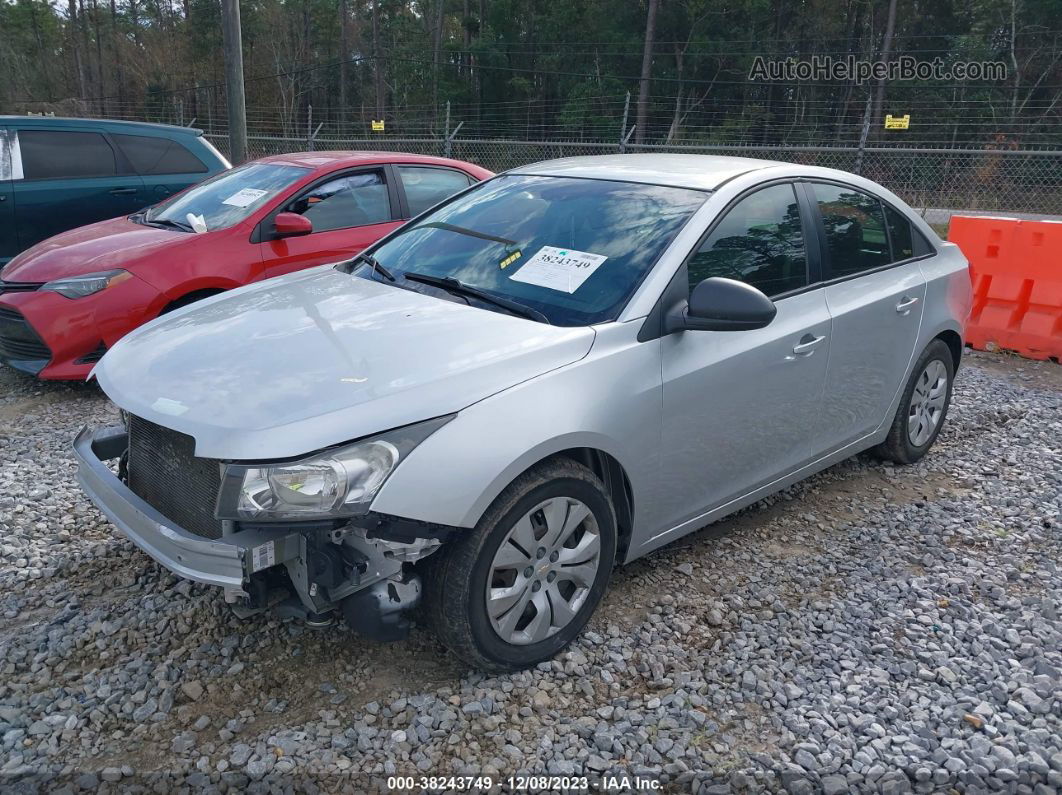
[422,458,617,671]
[874,339,955,464]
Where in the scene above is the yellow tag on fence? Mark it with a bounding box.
[884,114,910,130]
[371,119,385,132]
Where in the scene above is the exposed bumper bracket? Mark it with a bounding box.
[357,512,458,544]
[74,426,297,589]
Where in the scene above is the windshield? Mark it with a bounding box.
[355,174,707,326]
[143,162,310,232]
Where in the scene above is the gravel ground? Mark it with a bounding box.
[0,350,1059,794]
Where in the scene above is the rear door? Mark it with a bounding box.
[110,131,213,207]
[259,166,402,279]
[808,181,927,447]
[11,126,145,250]
[0,129,15,265]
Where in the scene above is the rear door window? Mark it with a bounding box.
[398,166,473,216]
[883,204,914,261]
[811,183,890,278]
[113,134,208,175]
[882,203,934,261]
[288,170,392,232]
[17,130,117,180]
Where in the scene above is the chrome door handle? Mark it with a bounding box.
[792,334,826,355]
[896,295,920,313]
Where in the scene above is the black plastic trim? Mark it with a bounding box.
[0,280,43,294]
[636,250,692,343]
[74,342,107,365]
[233,511,460,545]
[100,131,139,177]
[0,304,52,369]
[794,181,825,284]
[815,253,938,289]
[356,512,459,544]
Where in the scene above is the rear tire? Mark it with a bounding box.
[873,339,955,464]
[422,458,617,672]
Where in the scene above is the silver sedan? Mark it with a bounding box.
[76,154,972,670]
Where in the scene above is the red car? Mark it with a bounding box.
[0,151,492,380]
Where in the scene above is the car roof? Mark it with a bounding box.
[511,153,789,191]
[256,150,482,170]
[0,115,203,136]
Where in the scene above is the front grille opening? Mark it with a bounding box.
[0,306,52,362]
[75,342,107,364]
[127,415,224,540]
[0,281,43,294]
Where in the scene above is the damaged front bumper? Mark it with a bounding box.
[74,425,254,588]
[73,425,452,635]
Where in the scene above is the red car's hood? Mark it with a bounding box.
[1,216,189,283]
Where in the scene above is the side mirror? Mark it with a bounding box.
[666,277,777,333]
[273,212,313,239]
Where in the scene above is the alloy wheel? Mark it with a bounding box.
[908,359,948,447]
[485,496,601,645]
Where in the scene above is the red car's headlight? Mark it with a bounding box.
[39,269,132,299]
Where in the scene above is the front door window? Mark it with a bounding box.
[288,171,391,232]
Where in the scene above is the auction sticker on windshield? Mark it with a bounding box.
[509,246,607,293]
[222,188,270,208]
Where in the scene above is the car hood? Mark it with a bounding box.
[1,216,186,283]
[94,267,596,459]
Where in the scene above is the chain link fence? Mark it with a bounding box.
[206,134,1062,216]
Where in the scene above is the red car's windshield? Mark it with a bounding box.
[143,162,310,233]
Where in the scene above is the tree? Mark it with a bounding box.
[1,0,1059,150]
[635,0,659,145]
[871,0,899,138]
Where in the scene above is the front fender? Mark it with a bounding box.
[369,323,664,534]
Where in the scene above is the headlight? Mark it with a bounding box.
[40,269,132,299]
[216,416,453,521]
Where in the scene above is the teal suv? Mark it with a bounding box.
[0,116,230,266]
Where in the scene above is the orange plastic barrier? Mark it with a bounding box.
[949,215,1062,361]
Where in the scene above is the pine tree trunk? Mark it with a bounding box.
[433,0,445,126]
[78,0,93,105]
[339,0,349,123]
[90,0,105,113]
[667,44,684,142]
[110,0,124,107]
[373,0,384,118]
[870,0,898,139]
[128,0,139,47]
[67,0,87,102]
[476,0,485,127]
[635,0,659,145]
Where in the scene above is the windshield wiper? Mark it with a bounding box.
[147,217,194,233]
[347,251,396,282]
[403,272,550,324]
[418,222,517,247]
